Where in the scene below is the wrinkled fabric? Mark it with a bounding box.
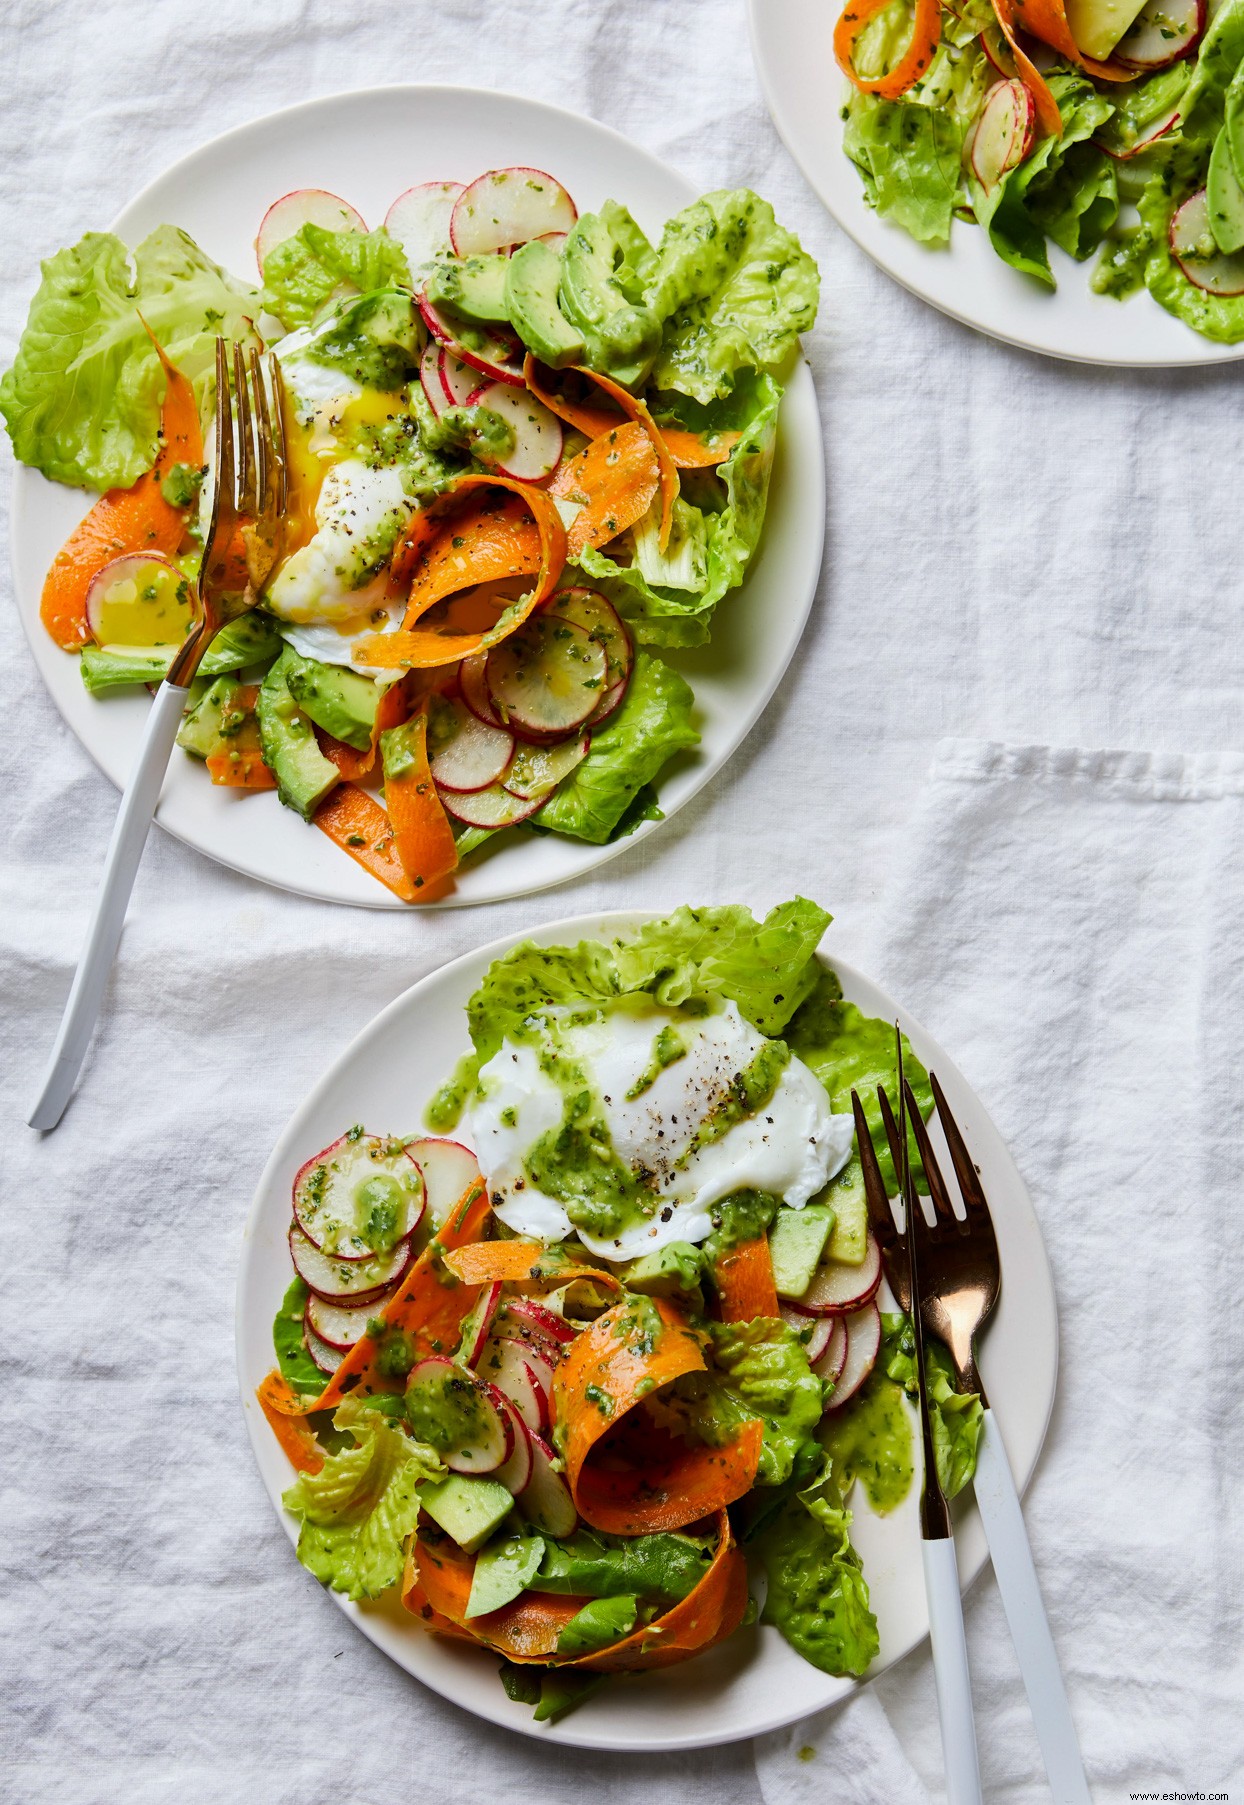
[2,1,1243,1800]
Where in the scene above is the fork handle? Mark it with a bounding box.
[28,681,187,1132]
[923,1536,984,1805]
[973,1409,1091,1803]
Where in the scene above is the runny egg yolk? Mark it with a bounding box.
[279,388,409,563]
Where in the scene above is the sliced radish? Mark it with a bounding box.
[307,1292,391,1352]
[980,23,1016,76]
[470,380,563,483]
[545,587,633,696]
[789,1234,883,1317]
[499,1297,576,1354]
[426,694,515,793]
[401,1138,482,1230]
[383,180,464,269]
[459,652,506,728]
[457,1282,504,1367]
[437,781,545,829]
[503,732,589,801]
[417,287,526,387]
[494,1394,535,1495]
[971,80,1035,194]
[823,1303,882,1411]
[780,1305,833,1365]
[289,1222,412,1305]
[1170,189,1244,293]
[293,1131,425,1259]
[440,348,486,408]
[516,1431,577,1536]
[1095,107,1181,160]
[304,1320,345,1376]
[536,230,569,253]
[256,189,365,275]
[813,1317,849,1391]
[85,552,192,648]
[405,1357,514,1474]
[451,167,577,257]
[477,1337,551,1434]
[487,616,608,737]
[420,338,449,417]
[1116,0,1203,68]
[586,676,628,728]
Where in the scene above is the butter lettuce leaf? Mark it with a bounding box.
[643,190,819,402]
[534,652,699,844]
[281,1397,444,1601]
[843,95,966,247]
[756,1469,879,1675]
[263,224,411,330]
[879,1313,983,1498]
[273,1275,329,1397]
[692,1317,824,1487]
[1,225,258,491]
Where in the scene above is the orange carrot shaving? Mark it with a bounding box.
[442,1239,623,1295]
[714,1236,779,1322]
[834,0,943,99]
[409,1534,586,1657]
[549,422,662,562]
[40,342,203,651]
[554,1297,763,1534]
[316,677,408,781]
[655,424,742,469]
[355,475,566,670]
[313,784,422,902]
[205,749,276,789]
[523,357,624,440]
[524,358,679,541]
[255,1371,324,1473]
[380,714,459,892]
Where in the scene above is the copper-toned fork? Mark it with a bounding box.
[29,342,285,1131]
[855,1065,1091,1805]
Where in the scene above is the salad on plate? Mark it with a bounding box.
[254,900,983,1722]
[1,171,818,900]
[835,0,1244,341]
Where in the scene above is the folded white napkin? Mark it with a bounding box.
[756,738,1244,1804]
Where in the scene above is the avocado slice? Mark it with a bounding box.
[769,1204,836,1300]
[505,239,585,369]
[1064,0,1148,60]
[1208,125,1244,254]
[256,646,341,820]
[177,675,252,759]
[309,289,421,391]
[425,254,512,326]
[465,1532,544,1617]
[285,652,379,751]
[199,610,283,676]
[419,1474,514,1554]
[823,1160,869,1266]
[559,212,661,389]
[621,1241,703,1301]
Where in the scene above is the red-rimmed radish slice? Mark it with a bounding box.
[304,1320,346,1376]
[256,189,365,275]
[487,616,608,737]
[545,586,632,693]
[587,676,628,727]
[457,1282,504,1367]
[1094,107,1181,159]
[85,553,194,649]
[813,1317,849,1391]
[459,652,505,728]
[500,1297,576,1355]
[971,80,1034,194]
[503,731,589,801]
[417,288,526,387]
[980,23,1016,76]
[477,1337,551,1434]
[426,694,515,793]
[289,1222,413,1306]
[494,1394,535,1494]
[516,1430,577,1536]
[780,1305,833,1365]
[384,180,464,268]
[472,380,563,483]
[1116,0,1203,67]
[420,338,449,417]
[440,348,486,408]
[306,1292,392,1352]
[292,1131,425,1259]
[436,781,545,829]
[823,1303,882,1411]
[401,1138,481,1230]
[788,1233,883,1317]
[451,167,577,257]
[405,1357,514,1474]
[536,230,568,253]
[1170,189,1244,293]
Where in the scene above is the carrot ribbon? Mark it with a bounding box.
[381,714,459,893]
[834,0,943,100]
[549,422,663,562]
[313,784,424,903]
[714,1236,779,1322]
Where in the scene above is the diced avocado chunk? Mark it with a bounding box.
[1208,125,1244,254]
[256,646,341,820]
[177,675,251,759]
[823,1161,869,1265]
[426,254,512,325]
[622,1241,703,1301]
[286,652,379,751]
[419,1474,514,1554]
[466,1531,544,1617]
[769,1204,836,1300]
[559,212,661,388]
[505,239,585,369]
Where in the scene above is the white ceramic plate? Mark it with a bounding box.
[750,0,1244,366]
[7,87,824,910]
[236,909,1059,1751]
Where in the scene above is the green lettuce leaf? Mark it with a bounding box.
[531,1526,714,1601]
[756,1469,880,1675]
[878,1313,983,1498]
[534,652,699,844]
[642,191,819,402]
[693,1317,825,1487]
[1178,0,1244,143]
[843,96,966,247]
[263,224,411,330]
[281,1397,444,1601]
[556,1593,638,1657]
[273,1275,329,1396]
[1,225,258,492]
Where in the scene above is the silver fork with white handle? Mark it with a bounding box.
[28,341,285,1131]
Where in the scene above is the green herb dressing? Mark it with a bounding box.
[820,1373,914,1515]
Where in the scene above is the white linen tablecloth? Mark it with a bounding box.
[2,3,1243,1799]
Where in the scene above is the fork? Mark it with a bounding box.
[855,1068,1092,1805]
[28,341,286,1131]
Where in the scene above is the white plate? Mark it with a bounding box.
[236,909,1059,1751]
[750,0,1244,367]
[7,87,824,910]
